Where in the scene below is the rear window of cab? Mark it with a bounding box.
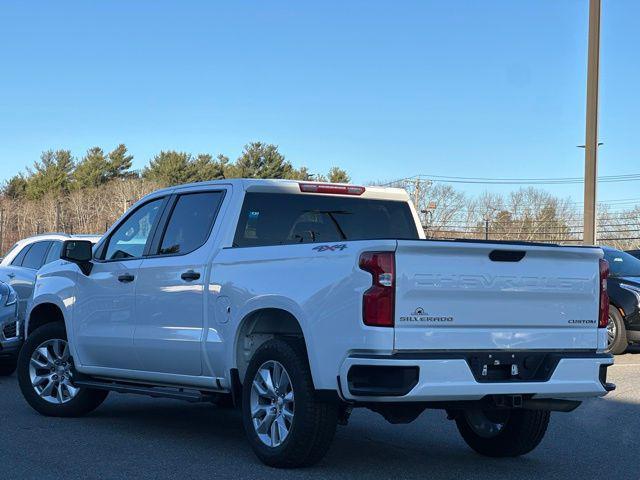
[233,192,419,248]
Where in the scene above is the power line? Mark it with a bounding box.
[434,220,640,229]
[383,173,640,186]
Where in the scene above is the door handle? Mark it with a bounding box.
[181,270,201,282]
[7,273,15,279]
[118,273,135,283]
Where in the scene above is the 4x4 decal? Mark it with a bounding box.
[312,244,347,252]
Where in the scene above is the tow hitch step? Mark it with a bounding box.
[74,379,220,403]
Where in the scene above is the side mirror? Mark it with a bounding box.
[61,240,93,275]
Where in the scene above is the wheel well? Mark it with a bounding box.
[235,308,304,383]
[28,303,65,337]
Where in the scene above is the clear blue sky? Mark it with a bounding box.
[0,1,638,206]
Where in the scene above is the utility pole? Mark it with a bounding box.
[583,0,601,245]
[484,218,490,240]
[411,177,432,228]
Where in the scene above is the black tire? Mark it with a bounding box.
[0,358,17,376]
[17,322,108,417]
[455,408,550,457]
[607,306,628,355]
[242,337,338,468]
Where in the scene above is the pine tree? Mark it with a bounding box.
[142,151,194,186]
[26,150,74,200]
[327,166,350,183]
[235,142,294,179]
[72,147,109,189]
[3,174,28,199]
[107,144,134,180]
[191,153,227,182]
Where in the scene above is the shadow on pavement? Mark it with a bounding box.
[81,392,639,480]
[2,370,639,480]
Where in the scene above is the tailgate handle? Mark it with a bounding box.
[489,250,526,262]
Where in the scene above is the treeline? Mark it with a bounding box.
[0,142,350,252]
[4,142,349,201]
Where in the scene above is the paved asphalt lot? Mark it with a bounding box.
[1,349,638,480]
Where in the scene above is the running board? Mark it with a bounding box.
[74,379,218,403]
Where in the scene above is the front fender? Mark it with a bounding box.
[27,261,79,355]
[26,294,71,335]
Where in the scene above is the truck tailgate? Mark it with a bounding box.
[394,240,603,351]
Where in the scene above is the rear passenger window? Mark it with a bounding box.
[21,241,52,269]
[157,191,225,255]
[10,244,30,266]
[44,241,63,265]
[234,193,419,247]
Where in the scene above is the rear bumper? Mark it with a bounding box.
[339,351,614,403]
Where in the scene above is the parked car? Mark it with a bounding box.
[601,246,640,354]
[17,179,613,467]
[0,282,19,376]
[626,249,640,260]
[0,233,101,323]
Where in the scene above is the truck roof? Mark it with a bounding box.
[156,178,411,202]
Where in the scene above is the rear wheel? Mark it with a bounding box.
[17,322,108,417]
[606,306,628,355]
[242,338,338,468]
[455,408,550,457]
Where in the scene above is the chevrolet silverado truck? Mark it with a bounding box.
[17,179,614,468]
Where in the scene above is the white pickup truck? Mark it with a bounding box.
[17,179,614,468]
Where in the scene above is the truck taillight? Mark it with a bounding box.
[598,258,610,328]
[359,252,395,327]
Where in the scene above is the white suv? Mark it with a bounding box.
[0,233,101,323]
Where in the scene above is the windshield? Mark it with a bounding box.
[603,249,640,277]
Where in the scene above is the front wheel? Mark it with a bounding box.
[455,408,550,457]
[17,322,108,417]
[242,338,338,468]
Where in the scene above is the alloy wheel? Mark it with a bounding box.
[607,314,617,348]
[250,360,295,447]
[29,339,79,404]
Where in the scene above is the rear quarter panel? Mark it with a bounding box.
[210,240,397,390]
